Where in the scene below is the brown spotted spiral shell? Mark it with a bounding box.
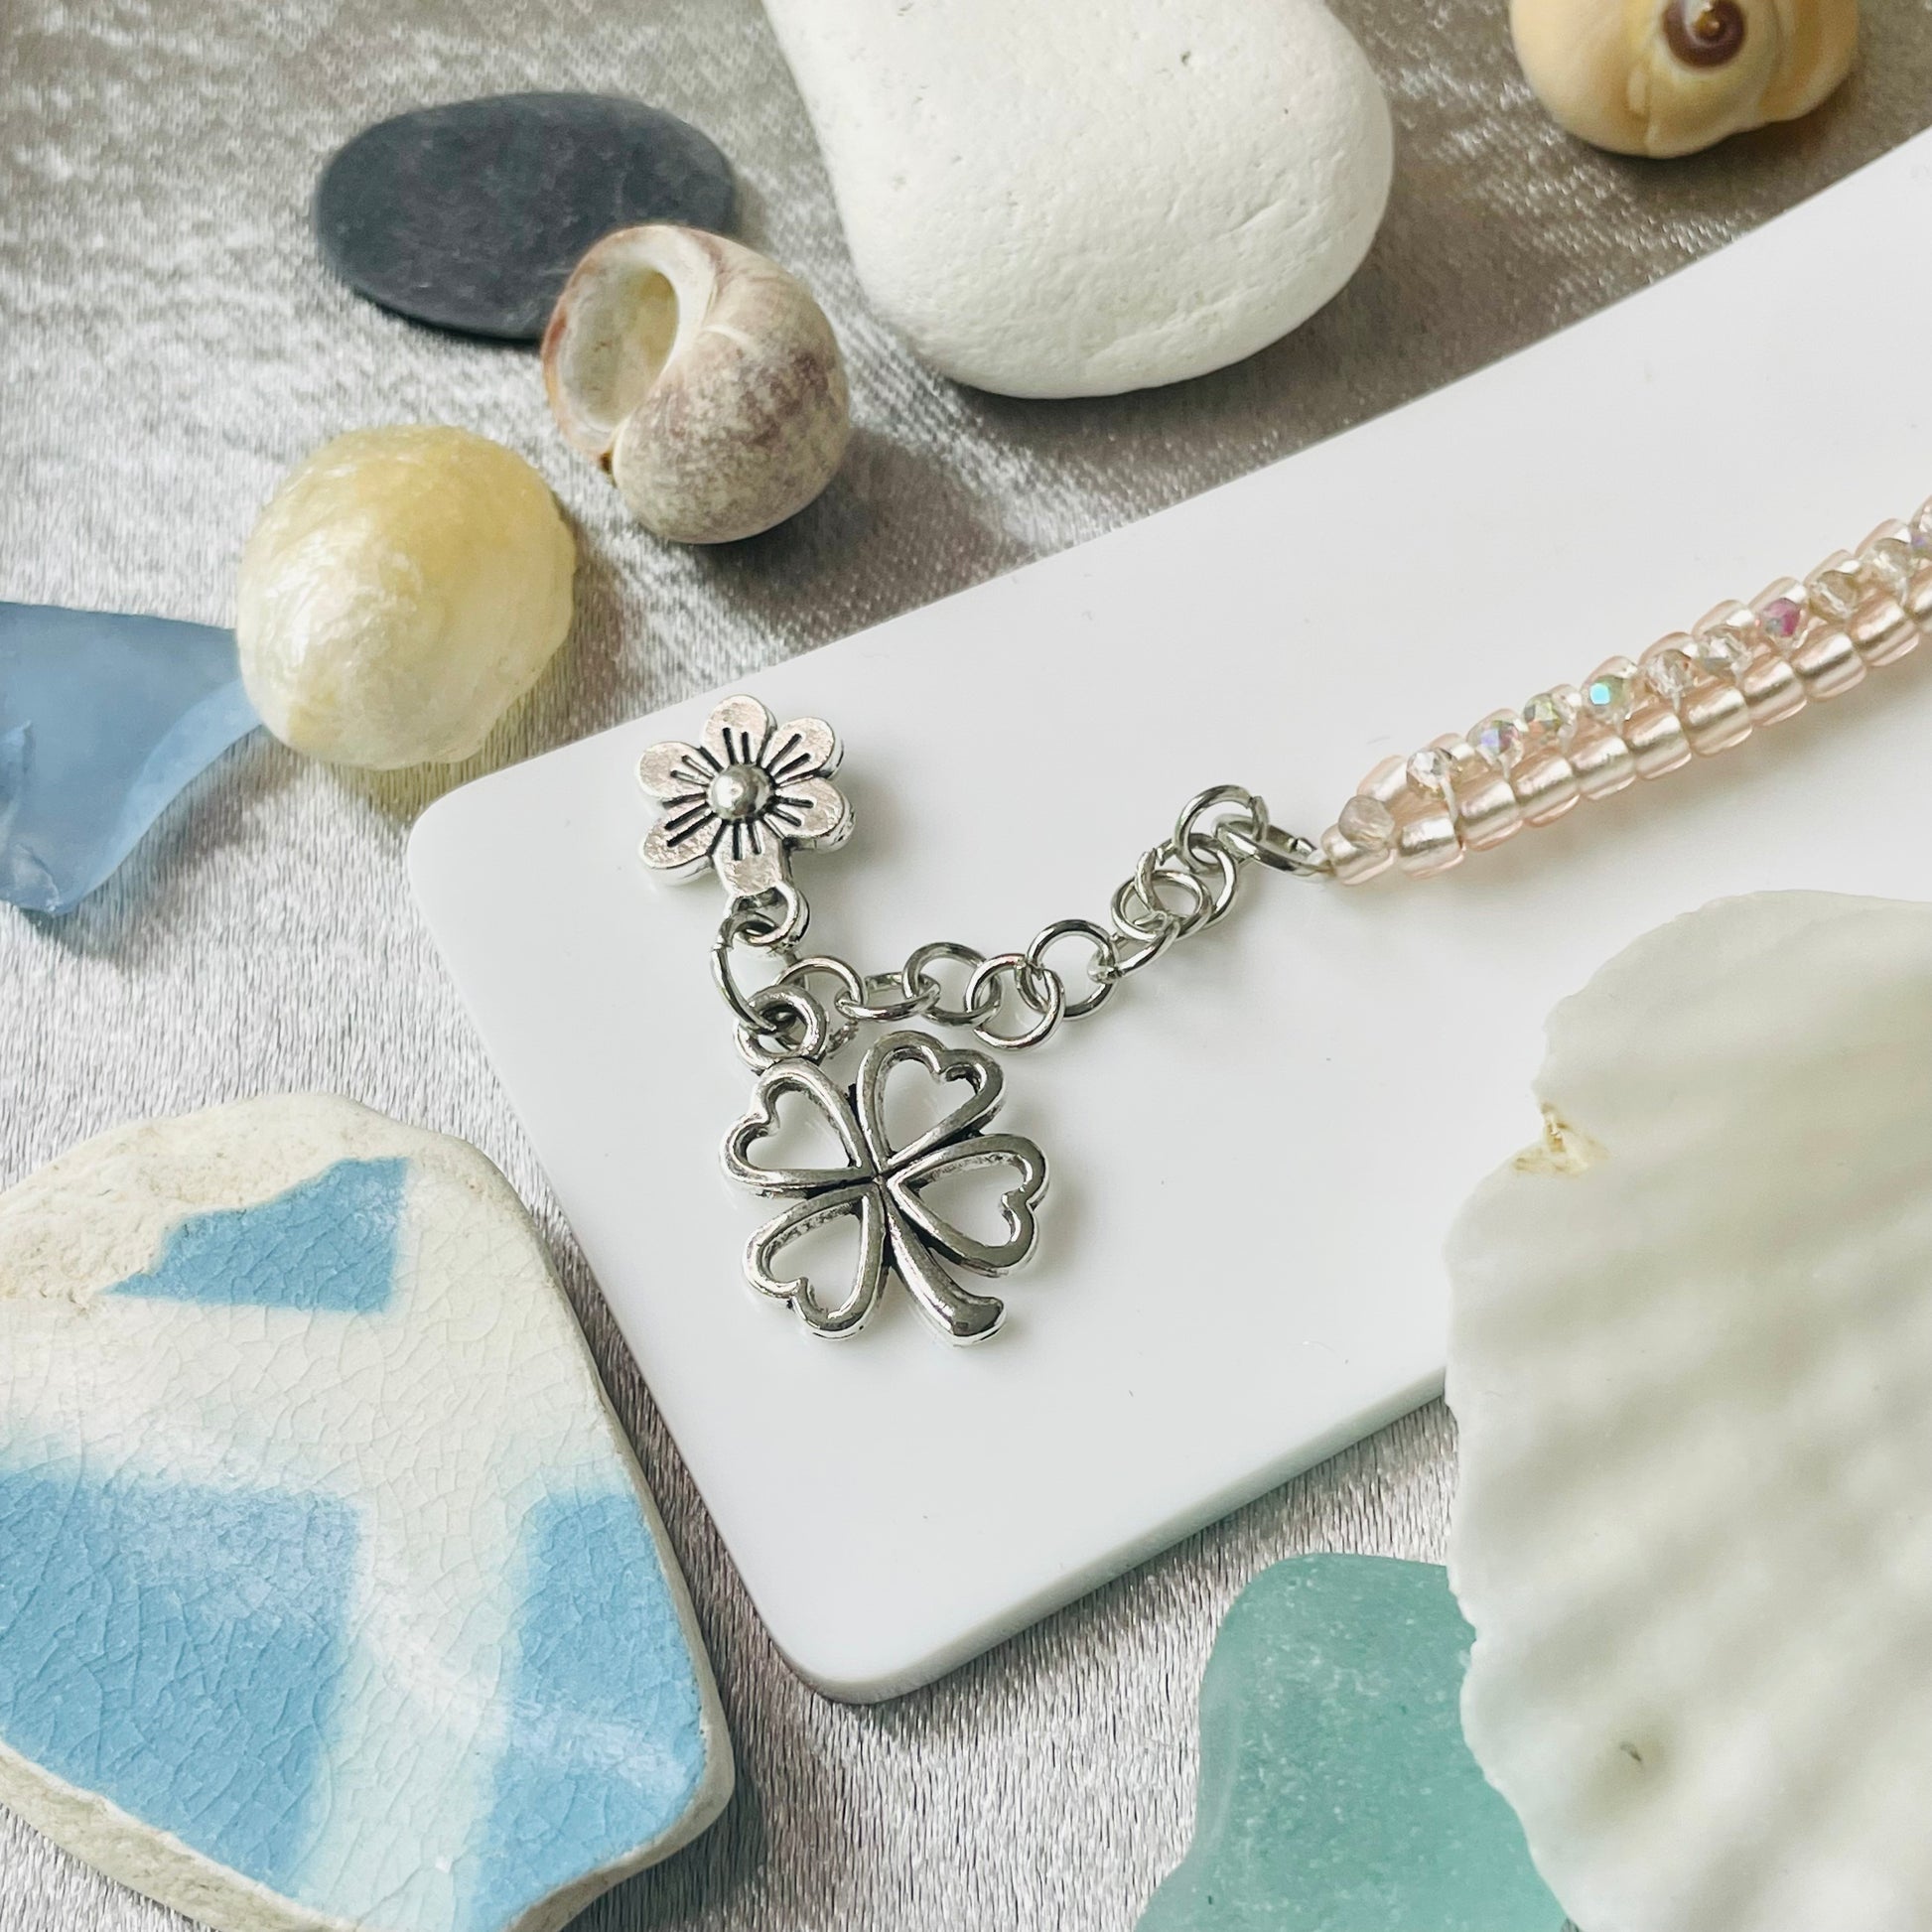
[1510,0,1857,157]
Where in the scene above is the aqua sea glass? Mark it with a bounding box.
[1139,1554,1564,1932]
[0,602,258,914]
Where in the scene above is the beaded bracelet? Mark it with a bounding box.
[1317,498,1932,883]
[633,493,1932,1343]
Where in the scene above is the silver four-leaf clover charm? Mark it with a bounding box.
[723,1033,1048,1344]
[637,693,852,900]
[638,692,1056,1345]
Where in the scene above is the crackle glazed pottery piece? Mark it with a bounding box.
[236,426,576,768]
[0,603,258,915]
[1512,0,1857,158]
[1140,1556,1561,1932]
[1449,893,1932,1932]
[544,225,850,543]
[315,93,735,341]
[0,1094,731,1932]
[761,0,1392,397]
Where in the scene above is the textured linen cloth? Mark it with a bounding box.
[2,1,1928,1927]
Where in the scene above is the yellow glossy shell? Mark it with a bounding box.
[1511,0,1858,158]
[236,427,576,769]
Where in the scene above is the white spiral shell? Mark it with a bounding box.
[542,225,849,545]
[1449,892,1932,1932]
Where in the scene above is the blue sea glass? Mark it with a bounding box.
[1140,1555,1565,1932]
[0,602,259,914]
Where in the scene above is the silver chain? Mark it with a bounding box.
[713,785,1326,1069]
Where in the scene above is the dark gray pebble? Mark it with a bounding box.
[314,92,735,343]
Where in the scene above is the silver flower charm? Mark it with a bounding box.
[638,693,852,899]
[723,1033,1049,1344]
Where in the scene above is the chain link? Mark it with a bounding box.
[1026,918,1119,1020]
[712,787,1324,1060]
[902,941,1001,1026]
[965,952,1066,1049]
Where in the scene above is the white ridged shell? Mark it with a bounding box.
[1448,892,1932,1932]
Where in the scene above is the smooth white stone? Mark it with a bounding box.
[0,1094,732,1932]
[762,0,1393,397]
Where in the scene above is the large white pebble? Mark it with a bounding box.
[236,426,576,769]
[762,0,1393,397]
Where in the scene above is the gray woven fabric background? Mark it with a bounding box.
[3,1,1929,1927]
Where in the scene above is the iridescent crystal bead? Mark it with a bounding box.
[1583,663,1634,722]
[1859,524,1916,596]
[1469,711,1524,767]
[1520,689,1578,744]
[1807,555,1863,621]
[1639,644,1698,704]
[1758,597,1806,646]
[1691,626,1751,677]
[1336,795,1396,852]
[1406,748,1452,797]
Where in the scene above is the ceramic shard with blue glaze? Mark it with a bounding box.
[0,602,259,914]
[1140,1555,1563,1932]
[0,1094,733,1932]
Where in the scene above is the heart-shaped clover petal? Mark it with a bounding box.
[888,1134,1048,1277]
[723,1058,872,1197]
[855,1031,1006,1172]
[745,1181,888,1337]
